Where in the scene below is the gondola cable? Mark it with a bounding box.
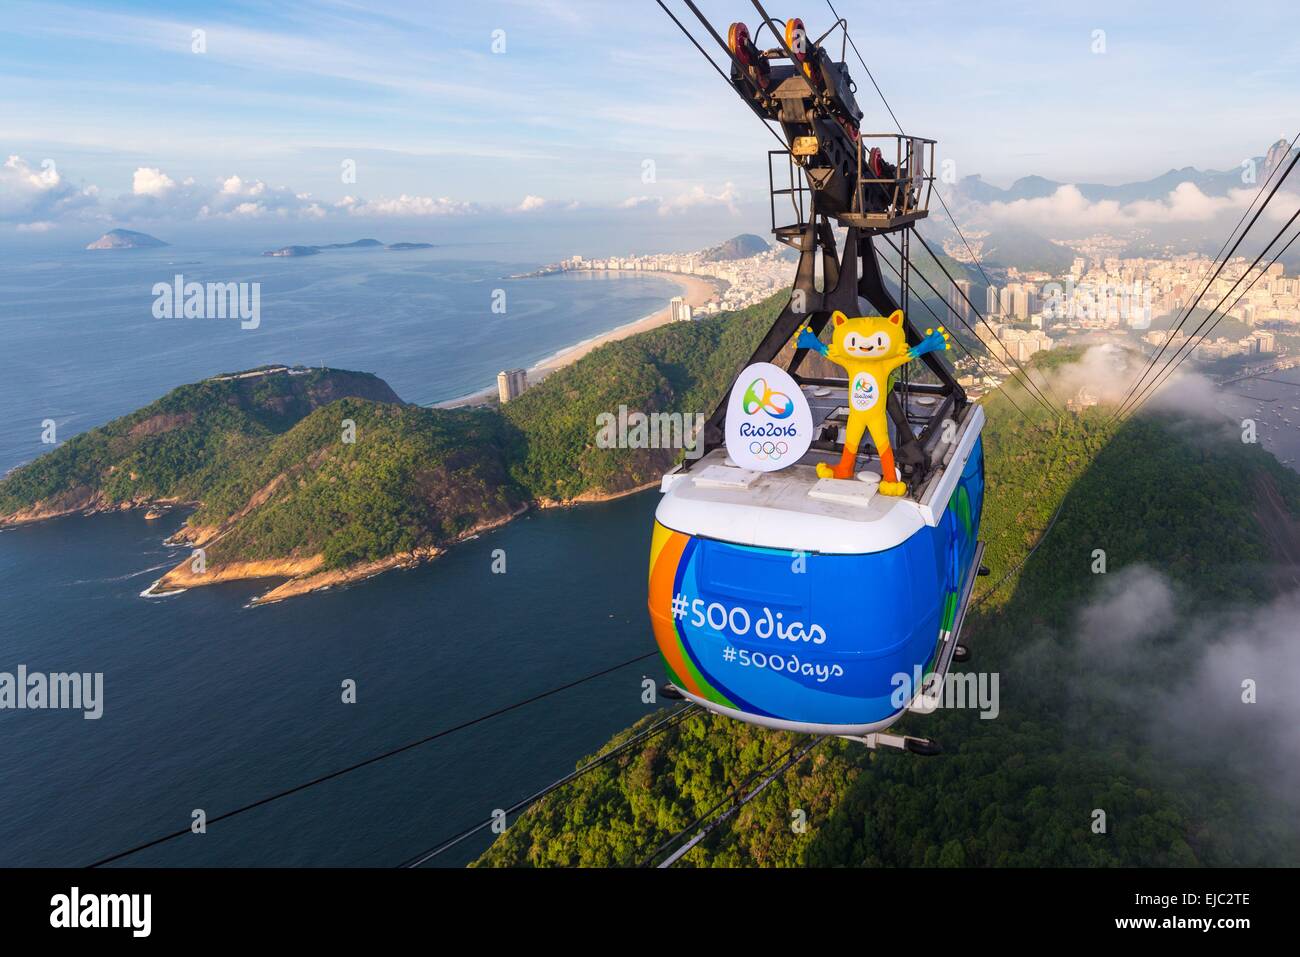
[910,230,1066,419]
[638,733,823,867]
[1114,132,1300,421]
[1113,143,1300,421]
[824,0,1064,420]
[970,463,1074,610]
[87,649,658,867]
[880,234,1046,422]
[657,734,827,868]
[1122,206,1300,420]
[1169,131,1300,331]
[824,0,902,135]
[653,0,791,154]
[876,240,1037,424]
[639,737,799,868]
[401,703,699,867]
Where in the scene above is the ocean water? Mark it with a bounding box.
[0,246,681,867]
[0,494,664,867]
[0,245,681,475]
[1214,367,1300,468]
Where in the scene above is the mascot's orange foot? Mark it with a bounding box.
[878,480,908,496]
[817,461,855,480]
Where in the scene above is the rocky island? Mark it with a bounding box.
[86,228,168,250]
[263,238,434,257]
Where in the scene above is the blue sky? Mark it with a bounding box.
[1,0,1297,251]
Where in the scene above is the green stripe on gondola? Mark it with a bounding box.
[674,621,737,708]
[661,655,688,693]
[942,588,958,631]
[954,484,972,538]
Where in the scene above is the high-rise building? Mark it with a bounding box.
[947,278,972,322]
[497,368,528,403]
[998,283,1036,321]
[669,296,693,323]
[1251,330,1277,352]
[986,285,999,316]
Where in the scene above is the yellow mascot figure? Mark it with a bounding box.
[794,309,949,495]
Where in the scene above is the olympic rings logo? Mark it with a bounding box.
[749,440,790,460]
[742,377,794,419]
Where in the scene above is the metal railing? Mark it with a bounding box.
[768,132,937,238]
[850,132,936,223]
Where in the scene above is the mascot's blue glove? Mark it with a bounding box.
[910,325,950,359]
[794,325,829,356]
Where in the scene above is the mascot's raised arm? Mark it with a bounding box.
[795,309,949,495]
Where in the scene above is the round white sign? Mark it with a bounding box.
[850,370,880,411]
[723,361,814,472]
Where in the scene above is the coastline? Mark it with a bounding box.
[1,267,718,605]
[129,481,661,604]
[436,270,723,409]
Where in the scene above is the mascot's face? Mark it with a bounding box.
[831,309,907,360]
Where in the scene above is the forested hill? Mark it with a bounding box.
[475,364,1300,868]
[0,298,784,602]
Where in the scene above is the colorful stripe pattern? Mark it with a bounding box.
[647,437,984,729]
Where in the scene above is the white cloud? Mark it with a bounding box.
[3,156,749,228]
[507,195,579,214]
[132,167,175,196]
[6,153,60,189]
[1072,566,1300,810]
[1038,343,1231,420]
[334,193,476,217]
[621,183,743,217]
[976,182,1266,234]
[514,194,548,213]
[1077,564,1177,649]
[0,155,100,225]
[658,182,741,216]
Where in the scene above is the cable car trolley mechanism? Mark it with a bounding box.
[648,2,987,754]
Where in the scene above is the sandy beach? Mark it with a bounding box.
[437,270,724,408]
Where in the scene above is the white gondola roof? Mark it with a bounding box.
[657,403,984,555]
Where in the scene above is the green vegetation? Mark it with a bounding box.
[193,400,523,569]
[0,367,524,570]
[0,297,784,572]
[0,368,400,515]
[475,354,1300,868]
[500,296,779,499]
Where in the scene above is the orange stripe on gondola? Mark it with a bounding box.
[647,527,703,698]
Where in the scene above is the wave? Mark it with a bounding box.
[68,559,177,586]
[140,578,187,598]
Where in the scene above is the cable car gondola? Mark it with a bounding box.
[647,5,986,752]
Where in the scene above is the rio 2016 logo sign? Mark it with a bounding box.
[851,371,878,411]
[742,377,794,419]
[724,362,813,473]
